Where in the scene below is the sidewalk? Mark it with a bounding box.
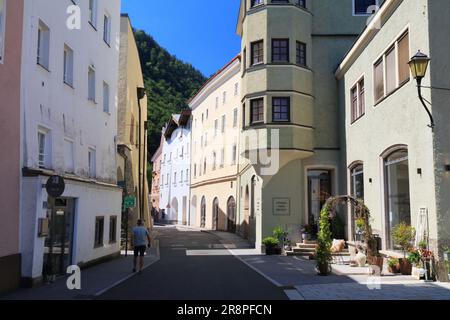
[1,240,160,300]
[207,231,450,300]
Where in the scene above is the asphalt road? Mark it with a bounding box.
[98,226,288,300]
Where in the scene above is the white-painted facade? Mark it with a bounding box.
[159,114,192,225]
[19,0,122,283]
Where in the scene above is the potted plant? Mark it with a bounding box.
[273,226,288,253]
[300,225,313,242]
[316,204,333,276]
[263,237,280,255]
[408,249,423,280]
[387,258,401,274]
[284,239,292,252]
[392,223,416,275]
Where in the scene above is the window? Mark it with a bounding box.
[206,109,209,119]
[251,0,263,8]
[374,31,410,103]
[204,158,207,174]
[194,164,197,178]
[103,14,111,45]
[174,172,177,185]
[221,115,226,133]
[130,114,135,144]
[385,47,396,94]
[204,133,208,147]
[223,91,227,105]
[353,0,377,15]
[180,170,183,183]
[398,32,410,84]
[251,40,264,65]
[166,173,169,185]
[212,152,217,170]
[215,97,219,109]
[350,78,365,122]
[296,0,306,8]
[350,164,364,201]
[214,119,218,136]
[103,82,110,113]
[296,41,306,66]
[234,83,239,96]
[37,20,50,69]
[242,103,246,127]
[64,139,74,173]
[272,39,289,63]
[384,149,411,250]
[186,169,189,182]
[88,148,96,178]
[272,97,290,122]
[233,108,238,128]
[243,48,247,70]
[374,59,384,102]
[220,149,225,168]
[94,216,104,247]
[38,128,51,169]
[88,65,96,102]
[63,45,74,86]
[251,98,264,124]
[109,216,117,243]
[0,0,6,63]
[232,144,237,165]
[89,0,98,28]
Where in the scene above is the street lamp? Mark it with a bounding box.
[137,87,147,222]
[408,51,434,130]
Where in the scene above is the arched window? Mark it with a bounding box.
[350,163,364,200]
[200,196,206,228]
[384,148,411,250]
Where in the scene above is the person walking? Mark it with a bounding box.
[132,219,151,274]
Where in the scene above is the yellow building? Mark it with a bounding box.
[189,56,241,231]
[117,14,151,235]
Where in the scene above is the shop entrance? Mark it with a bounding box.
[43,198,75,276]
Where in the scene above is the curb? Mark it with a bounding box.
[93,239,161,297]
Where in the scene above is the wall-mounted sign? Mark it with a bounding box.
[123,196,136,209]
[46,176,65,198]
[273,198,290,216]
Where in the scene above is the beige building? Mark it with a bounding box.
[337,0,450,257]
[117,14,151,234]
[235,0,375,248]
[189,56,241,231]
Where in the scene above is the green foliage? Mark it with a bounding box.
[387,258,400,268]
[407,249,422,267]
[331,213,345,240]
[273,226,288,241]
[316,203,333,269]
[418,241,427,250]
[355,217,365,232]
[392,223,416,257]
[262,237,279,248]
[133,29,207,158]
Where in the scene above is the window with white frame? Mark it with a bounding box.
[103,81,110,113]
[103,13,111,45]
[89,0,98,28]
[37,20,50,69]
[214,119,218,137]
[38,127,51,169]
[223,91,227,105]
[64,139,74,173]
[0,0,6,63]
[350,78,365,122]
[220,148,224,168]
[88,148,96,178]
[186,169,189,182]
[221,115,226,133]
[63,44,74,86]
[373,31,410,103]
[234,83,239,96]
[233,108,238,128]
[353,0,377,15]
[88,65,96,102]
[215,97,219,109]
[232,144,237,165]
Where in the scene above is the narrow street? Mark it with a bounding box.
[98,226,288,300]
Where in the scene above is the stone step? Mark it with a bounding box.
[286,251,316,259]
[293,248,316,253]
[295,243,318,249]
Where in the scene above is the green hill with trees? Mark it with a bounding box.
[134,29,207,159]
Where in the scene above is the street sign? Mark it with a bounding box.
[46,176,65,198]
[123,196,136,209]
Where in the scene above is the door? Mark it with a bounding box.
[43,198,75,276]
[307,170,332,225]
[212,198,219,231]
[227,197,236,233]
[200,197,206,228]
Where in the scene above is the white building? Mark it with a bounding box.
[19,0,122,286]
[159,111,192,225]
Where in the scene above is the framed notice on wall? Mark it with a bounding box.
[273,198,290,216]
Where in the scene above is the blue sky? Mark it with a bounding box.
[121,0,242,77]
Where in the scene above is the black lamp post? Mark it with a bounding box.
[137,87,147,221]
[408,51,434,130]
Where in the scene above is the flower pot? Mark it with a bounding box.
[368,256,384,271]
[356,252,367,267]
[302,233,310,242]
[266,246,282,255]
[399,258,412,275]
[317,262,331,276]
[388,264,401,274]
